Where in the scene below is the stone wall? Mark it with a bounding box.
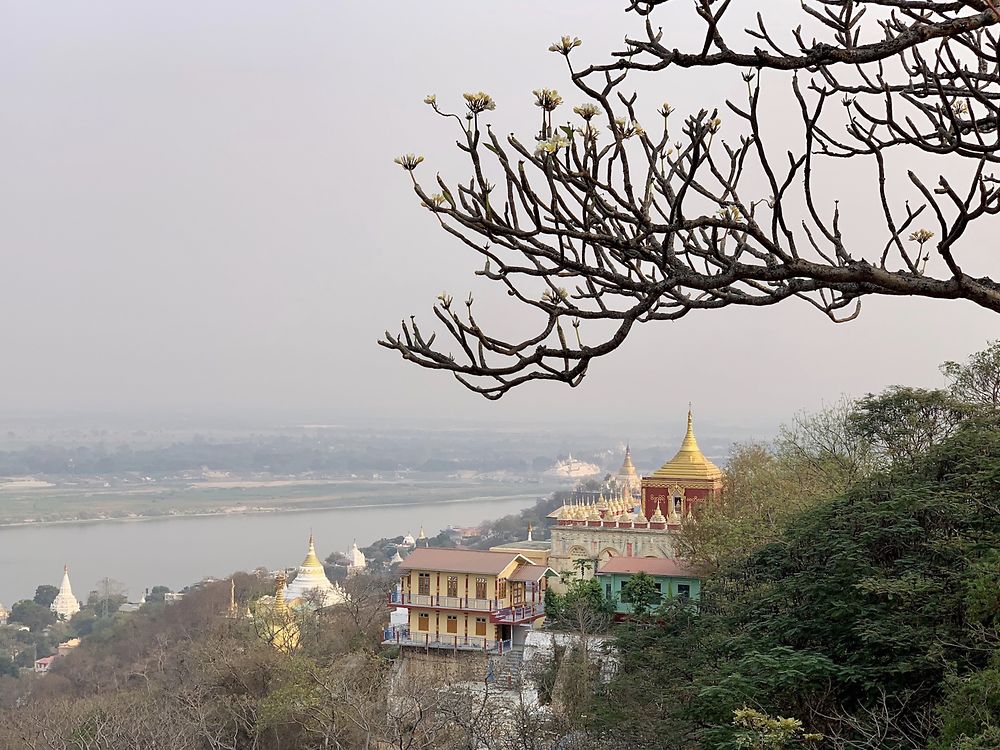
[548,525,678,591]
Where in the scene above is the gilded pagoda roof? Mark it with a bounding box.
[650,411,722,480]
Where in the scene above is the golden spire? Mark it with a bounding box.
[651,408,722,480]
[301,533,323,568]
[617,442,642,497]
[228,578,237,618]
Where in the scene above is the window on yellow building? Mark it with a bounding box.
[447,576,459,597]
[446,614,458,633]
[475,617,487,636]
[475,577,488,599]
[417,612,429,631]
[497,579,507,599]
[418,573,430,596]
[512,583,523,604]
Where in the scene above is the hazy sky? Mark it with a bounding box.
[2,1,997,436]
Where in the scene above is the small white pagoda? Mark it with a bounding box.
[51,565,81,620]
[347,541,367,575]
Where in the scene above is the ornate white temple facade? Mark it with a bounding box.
[284,534,346,608]
[50,565,81,620]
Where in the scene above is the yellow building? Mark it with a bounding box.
[385,548,554,654]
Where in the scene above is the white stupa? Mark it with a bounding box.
[51,565,81,620]
[0,601,8,625]
[390,549,404,565]
[401,532,416,547]
[283,534,345,608]
[348,541,367,573]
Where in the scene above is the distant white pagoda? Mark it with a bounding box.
[51,565,81,620]
[401,532,416,547]
[283,534,345,608]
[347,541,367,574]
[0,601,8,625]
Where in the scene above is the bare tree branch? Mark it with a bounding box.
[382,1,1000,398]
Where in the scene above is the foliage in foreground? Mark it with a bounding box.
[596,414,1000,749]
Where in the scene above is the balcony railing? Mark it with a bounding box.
[389,592,498,611]
[382,627,512,654]
[491,602,545,624]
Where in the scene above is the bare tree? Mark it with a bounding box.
[383,1,1000,398]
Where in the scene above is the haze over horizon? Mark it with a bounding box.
[3,0,996,436]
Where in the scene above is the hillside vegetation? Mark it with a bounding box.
[2,343,1000,749]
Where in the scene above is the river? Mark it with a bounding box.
[0,492,543,606]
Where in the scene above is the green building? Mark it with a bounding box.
[596,557,701,617]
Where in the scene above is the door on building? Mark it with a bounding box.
[446,615,458,634]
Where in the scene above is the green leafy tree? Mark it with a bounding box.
[9,600,55,632]
[932,655,1000,750]
[146,585,171,603]
[32,585,59,608]
[848,386,970,466]
[69,608,98,637]
[605,415,1000,749]
[0,655,17,679]
[942,340,1000,410]
[620,572,660,618]
[680,411,864,573]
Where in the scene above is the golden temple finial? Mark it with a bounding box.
[301,533,323,568]
[651,407,722,480]
[682,406,697,450]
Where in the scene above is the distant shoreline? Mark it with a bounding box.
[0,491,554,531]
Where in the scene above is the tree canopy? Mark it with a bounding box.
[385,2,1000,398]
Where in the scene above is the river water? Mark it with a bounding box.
[0,493,542,606]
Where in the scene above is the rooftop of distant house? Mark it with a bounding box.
[489,539,552,552]
[597,557,701,578]
[399,548,533,575]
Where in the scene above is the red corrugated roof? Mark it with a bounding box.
[399,547,528,575]
[596,557,699,578]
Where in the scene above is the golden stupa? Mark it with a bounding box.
[262,572,300,653]
[616,444,642,497]
[650,410,722,480]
